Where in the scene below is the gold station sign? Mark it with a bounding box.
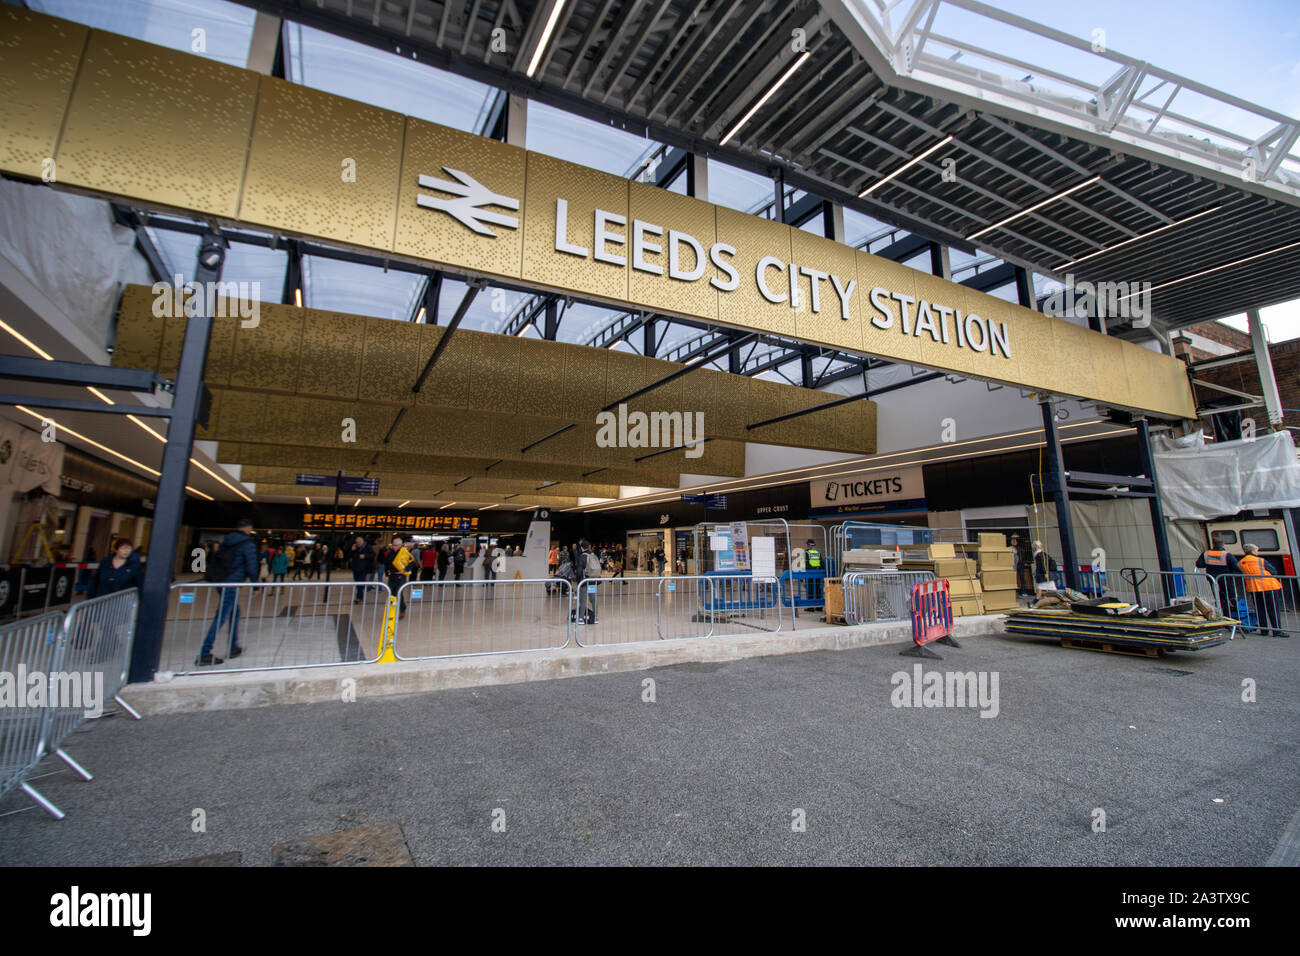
[0,8,1195,419]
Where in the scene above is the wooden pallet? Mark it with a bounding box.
[1060,637,1163,658]
[824,612,848,626]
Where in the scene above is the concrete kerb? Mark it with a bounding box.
[120,615,1009,716]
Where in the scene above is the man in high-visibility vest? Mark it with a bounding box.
[1195,533,1243,618]
[805,539,822,571]
[1240,544,1286,637]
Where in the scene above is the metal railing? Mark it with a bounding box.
[570,575,709,647]
[1072,568,1219,614]
[701,573,787,636]
[394,577,571,660]
[842,570,936,624]
[1214,572,1298,638]
[1,588,141,820]
[162,581,391,675]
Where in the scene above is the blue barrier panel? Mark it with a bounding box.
[701,571,777,612]
[778,570,825,608]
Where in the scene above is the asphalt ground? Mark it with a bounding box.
[1,629,1296,866]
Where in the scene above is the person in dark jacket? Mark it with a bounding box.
[349,535,376,603]
[198,519,259,665]
[91,538,142,597]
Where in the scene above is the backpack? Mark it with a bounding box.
[1048,555,1058,573]
[205,542,235,582]
[584,551,602,579]
[453,549,466,571]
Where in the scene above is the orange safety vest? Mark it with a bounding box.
[1239,554,1281,592]
[1203,549,1229,567]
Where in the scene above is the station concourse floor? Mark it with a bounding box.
[1,620,1296,866]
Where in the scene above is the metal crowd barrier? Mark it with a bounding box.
[0,588,141,820]
[1214,572,1298,637]
[163,581,390,674]
[779,569,826,609]
[842,570,936,625]
[394,577,571,660]
[701,573,787,635]
[570,575,707,647]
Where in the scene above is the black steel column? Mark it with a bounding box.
[1014,266,1034,309]
[643,318,657,357]
[1135,417,1175,601]
[543,299,559,340]
[773,169,786,223]
[131,232,224,682]
[1040,401,1080,591]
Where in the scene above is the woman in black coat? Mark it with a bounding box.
[92,539,142,597]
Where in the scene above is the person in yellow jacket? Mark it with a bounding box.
[1240,544,1286,637]
[380,535,414,619]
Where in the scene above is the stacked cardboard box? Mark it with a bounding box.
[901,542,985,616]
[977,533,1020,612]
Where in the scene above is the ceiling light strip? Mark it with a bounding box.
[968,176,1101,241]
[719,51,812,147]
[1116,239,1300,301]
[1053,205,1223,270]
[858,135,954,197]
[525,0,568,78]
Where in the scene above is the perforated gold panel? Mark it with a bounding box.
[626,181,718,318]
[296,309,364,401]
[1043,316,1099,400]
[394,117,525,278]
[228,307,304,395]
[715,206,796,338]
[0,8,86,179]
[57,30,257,217]
[239,76,403,249]
[111,286,164,373]
[854,252,922,365]
[462,334,520,415]
[522,152,629,302]
[360,318,428,403]
[118,286,876,456]
[791,229,862,355]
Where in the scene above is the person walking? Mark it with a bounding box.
[91,538,141,597]
[548,543,559,577]
[348,535,374,604]
[577,539,602,625]
[197,518,258,666]
[270,547,289,582]
[1240,543,1286,637]
[1195,532,1244,617]
[421,543,439,582]
[379,535,414,618]
[436,543,450,581]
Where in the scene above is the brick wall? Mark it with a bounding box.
[1172,320,1253,362]
[1190,338,1300,434]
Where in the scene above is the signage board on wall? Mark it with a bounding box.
[809,466,927,517]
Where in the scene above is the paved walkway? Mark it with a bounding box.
[1,629,1295,865]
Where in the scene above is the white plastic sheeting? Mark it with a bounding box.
[1152,429,1300,520]
[0,178,146,347]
